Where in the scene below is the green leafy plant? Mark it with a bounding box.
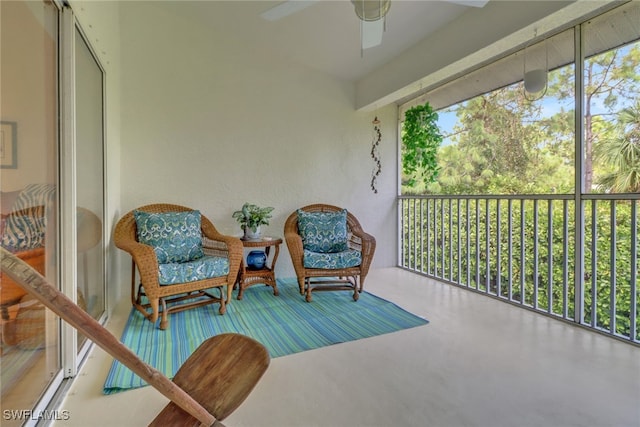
[232,203,274,232]
[402,102,443,188]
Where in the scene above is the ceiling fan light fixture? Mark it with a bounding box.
[351,0,391,22]
[524,69,547,94]
[522,30,548,101]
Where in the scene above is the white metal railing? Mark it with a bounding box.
[398,194,639,345]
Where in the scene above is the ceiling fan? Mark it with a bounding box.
[261,0,489,50]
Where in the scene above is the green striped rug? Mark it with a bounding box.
[103,278,428,394]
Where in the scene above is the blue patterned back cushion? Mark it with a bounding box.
[0,214,46,251]
[134,210,204,264]
[297,209,348,253]
[1,184,55,252]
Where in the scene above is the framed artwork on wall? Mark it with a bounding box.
[0,121,17,169]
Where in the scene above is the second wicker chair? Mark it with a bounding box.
[284,204,376,302]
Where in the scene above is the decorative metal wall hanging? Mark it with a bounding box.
[370,116,382,193]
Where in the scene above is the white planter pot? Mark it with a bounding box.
[245,226,261,240]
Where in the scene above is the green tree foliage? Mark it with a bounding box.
[556,45,640,191]
[428,87,575,195]
[594,102,640,192]
[400,41,640,196]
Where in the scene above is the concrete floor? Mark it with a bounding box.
[56,268,640,427]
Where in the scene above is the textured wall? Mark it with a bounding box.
[116,2,399,285]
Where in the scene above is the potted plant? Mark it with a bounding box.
[232,203,274,239]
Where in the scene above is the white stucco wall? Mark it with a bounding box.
[116,2,399,286]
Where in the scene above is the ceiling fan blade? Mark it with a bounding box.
[260,0,319,21]
[444,0,489,7]
[362,19,385,49]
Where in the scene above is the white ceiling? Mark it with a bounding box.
[162,0,485,82]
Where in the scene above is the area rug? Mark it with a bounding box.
[103,278,428,394]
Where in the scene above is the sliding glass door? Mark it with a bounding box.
[0,1,63,424]
[0,1,108,422]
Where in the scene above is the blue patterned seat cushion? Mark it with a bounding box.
[134,210,204,264]
[303,249,362,269]
[297,209,348,253]
[158,255,230,285]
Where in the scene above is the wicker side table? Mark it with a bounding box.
[236,236,282,300]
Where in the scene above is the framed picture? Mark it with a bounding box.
[1,121,17,169]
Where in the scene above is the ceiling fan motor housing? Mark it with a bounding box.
[351,0,391,21]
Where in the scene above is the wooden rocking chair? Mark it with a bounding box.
[1,248,269,426]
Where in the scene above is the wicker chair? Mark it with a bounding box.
[114,204,243,330]
[284,204,376,302]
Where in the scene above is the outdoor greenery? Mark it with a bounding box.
[401,102,443,188]
[400,37,640,341]
[401,197,638,338]
[402,43,640,195]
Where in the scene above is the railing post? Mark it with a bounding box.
[398,198,405,267]
[562,200,570,319]
[547,199,553,314]
[457,198,462,284]
[610,201,617,335]
[485,198,490,294]
[590,201,598,327]
[533,199,539,309]
[520,199,526,304]
[574,24,585,324]
[466,199,471,288]
[497,199,502,297]
[507,199,513,301]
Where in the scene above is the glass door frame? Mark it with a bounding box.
[59,5,108,380]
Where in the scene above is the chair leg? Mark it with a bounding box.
[159,298,169,330]
[148,297,160,323]
[297,277,305,295]
[226,282,234,305]
[218,287,226,315]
